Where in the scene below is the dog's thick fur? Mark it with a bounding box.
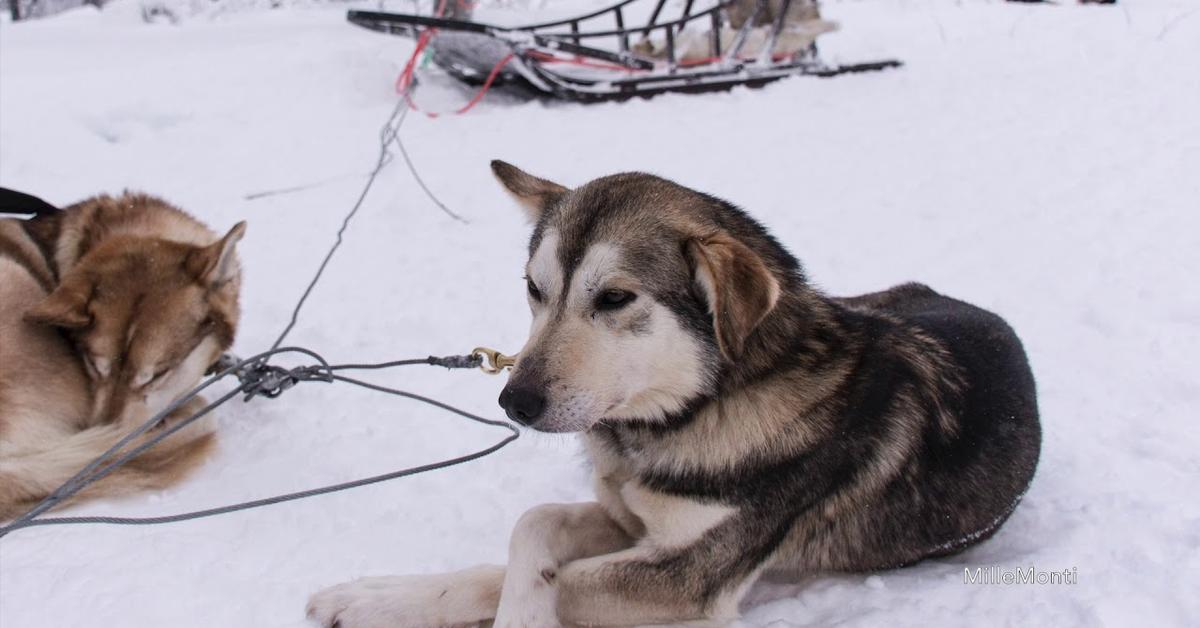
[0,192,244,520]
[308,163,1040,627]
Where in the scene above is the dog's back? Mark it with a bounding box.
[836,282,1040,561]
[0,220,91,433]
[0,219,96,515]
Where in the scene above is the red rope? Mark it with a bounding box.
[525,50,636,73]
[523,49,793,72]
[396,35,515,118]
[394,28,436,97]
[395,0,516,119]
[449,52,516,116]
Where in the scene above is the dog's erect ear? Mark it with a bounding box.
[490,160,567,222]
[25,275,93,329]
[187,221,246,288]
[688,232,781,361]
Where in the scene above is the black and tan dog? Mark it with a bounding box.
[308,162,1040,627]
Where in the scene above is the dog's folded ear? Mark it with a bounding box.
[688,232,781,361]
[25,275,93,329]
[187,221,246,289]
[491,160,567,222]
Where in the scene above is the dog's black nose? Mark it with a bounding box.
[498,384,545,426]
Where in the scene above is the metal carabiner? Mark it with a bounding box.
[471,346,517,374]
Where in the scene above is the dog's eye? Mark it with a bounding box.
[526,278,543,302]
[597,289,636,311]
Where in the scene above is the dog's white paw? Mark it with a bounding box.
[493,568,559,628]
[307,567,504,628]
[307,576,426,628]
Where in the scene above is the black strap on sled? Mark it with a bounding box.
[0,187,60,217]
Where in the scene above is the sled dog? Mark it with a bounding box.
[308,162,1040,627]
[0,192,245,520]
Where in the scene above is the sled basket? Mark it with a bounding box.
[347,0,901,102]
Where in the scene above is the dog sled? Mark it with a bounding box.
[347,0,901,102]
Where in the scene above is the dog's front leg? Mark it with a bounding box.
[494,502,634,628]
[555,541,761,627]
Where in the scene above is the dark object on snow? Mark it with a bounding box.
[0,187,60,217]
[7,0,103,22]
[347,0,901,102]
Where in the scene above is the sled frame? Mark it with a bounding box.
[347,0,901,102]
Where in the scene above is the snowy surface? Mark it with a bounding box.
[1,1,1198,626]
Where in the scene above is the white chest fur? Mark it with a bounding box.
[612,479,738,549]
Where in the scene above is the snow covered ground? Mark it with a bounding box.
[1,0,1198,626]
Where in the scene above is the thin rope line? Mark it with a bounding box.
[269,101,410,351]
[393,133,467,224]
